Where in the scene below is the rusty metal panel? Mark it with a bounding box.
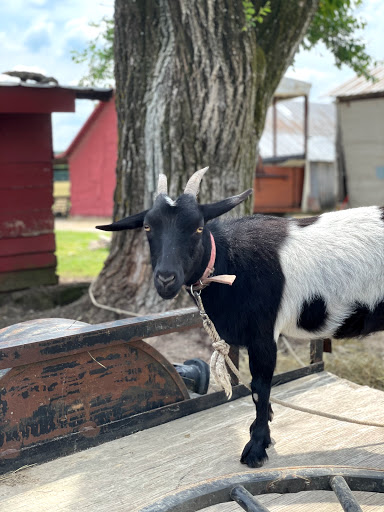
[0,337,189,461]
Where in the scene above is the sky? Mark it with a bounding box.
[0,0,383,152]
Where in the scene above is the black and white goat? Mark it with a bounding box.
[97,167,384,468]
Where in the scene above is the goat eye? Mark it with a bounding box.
[144,225,151,232]
[196,227,203,234]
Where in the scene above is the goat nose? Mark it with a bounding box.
[157,273,176,285]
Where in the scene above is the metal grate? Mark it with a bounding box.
[141,467,384,512]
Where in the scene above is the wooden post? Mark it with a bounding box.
[310,339,324,364]
[304,94,309,161]
[273,97,277,157]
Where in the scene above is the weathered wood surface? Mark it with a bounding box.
[1,372,384,511]
[0,308,201,370]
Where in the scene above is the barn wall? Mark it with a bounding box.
[69,100,117,217]
[0,113,57,291]
[338,98,384,207]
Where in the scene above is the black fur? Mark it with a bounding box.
[296,216,319,228]
[200,216,287,467]
[297,296,328,332]
[380,206,384,223]
[334,301,384,339]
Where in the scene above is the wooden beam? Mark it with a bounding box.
[0,308,202,369]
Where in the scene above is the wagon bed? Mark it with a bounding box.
[1,370,384,511]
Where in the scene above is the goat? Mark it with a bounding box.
[97,167,384,468]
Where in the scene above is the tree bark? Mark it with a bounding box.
[88,0,319,320]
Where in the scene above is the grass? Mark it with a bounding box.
[55,230,110,281]
[239,337,384,392]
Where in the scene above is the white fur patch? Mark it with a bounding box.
[274,206,384,340]
[164,195,176,206]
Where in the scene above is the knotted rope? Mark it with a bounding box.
[192,290,251,399]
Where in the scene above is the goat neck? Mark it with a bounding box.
[190,231,236,291]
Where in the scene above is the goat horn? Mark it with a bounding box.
[184,166,209,197]
[156,173,168,196]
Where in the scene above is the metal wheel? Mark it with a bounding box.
[141,467,384,512]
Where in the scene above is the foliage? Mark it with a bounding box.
[71,16,114,87]
[73,1,375,86]
[303,0,375,79]
[55,230,110,281]
[242,0,271,30]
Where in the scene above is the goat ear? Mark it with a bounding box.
[200,189,253,222]
[96,210,148,231]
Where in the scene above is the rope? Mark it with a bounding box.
[88,279,141,317]
[280,335,306,368]
[192,291,251,399]
[191,289,384,428]
[270,397,384,428]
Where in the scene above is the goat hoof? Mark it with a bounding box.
[240,440,269,468]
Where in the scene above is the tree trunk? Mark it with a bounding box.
[89,0,319,320]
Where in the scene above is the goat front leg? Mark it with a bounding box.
[240,339,276,468]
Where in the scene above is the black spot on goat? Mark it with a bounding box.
[97,167,384,468]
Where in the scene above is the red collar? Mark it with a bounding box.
[192,232,215,288]
[191,232,236,290]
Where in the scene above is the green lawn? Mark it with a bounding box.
[55,230,110,281]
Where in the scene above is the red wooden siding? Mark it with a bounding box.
[0,253,56,273]
[67,99,117,217]
[0,114,53,161]
[0,110,58,291]
[0,210,53,238]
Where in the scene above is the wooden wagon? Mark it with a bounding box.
[0,309,383,511]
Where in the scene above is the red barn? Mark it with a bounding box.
[0,81,112,292]
[62,97,117,217]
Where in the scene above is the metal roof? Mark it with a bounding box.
[328,64,384,100]
[260,100,336,162]
[275,76,311,99]
[0,74,113,101]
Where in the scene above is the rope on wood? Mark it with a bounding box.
[192,290,384,428]
[270,397,384,428]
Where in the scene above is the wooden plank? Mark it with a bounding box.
[1,372,384,511]
[0,162,52,188]
[0,187,53,211]
[0,252,56,272]
[0,308,202,369]
[0,88,75,114]
[0,233,55,256]
[0,267,57,292]
[0,210,53,238]
[0,365,324,474]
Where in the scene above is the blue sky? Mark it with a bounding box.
[0,0,382,151]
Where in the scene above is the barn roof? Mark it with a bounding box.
[274,76,311,99]
[0,73,113,101]
[259,101,336,162]
[57,98,112,159]
[328,64,384,100]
